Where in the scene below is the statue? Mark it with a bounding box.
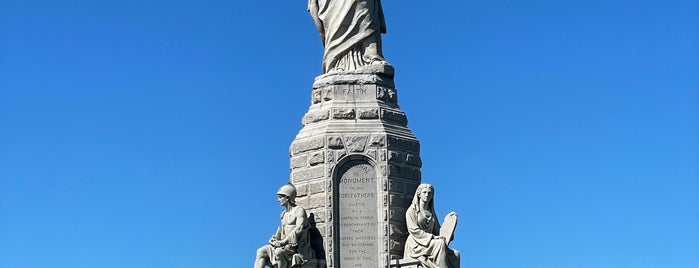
[308,0,389,73]
[255,183,315,268]
[404,183,460,268]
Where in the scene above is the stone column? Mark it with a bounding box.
[290,66,422,268]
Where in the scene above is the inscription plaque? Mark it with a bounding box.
[334,85,374,101]
[336,160,379,267]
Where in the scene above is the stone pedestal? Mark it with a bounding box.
[290,66,422,268]
[390,258,422,268]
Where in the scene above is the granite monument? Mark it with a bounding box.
[254,1,461,267]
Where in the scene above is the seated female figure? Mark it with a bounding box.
[404,183,460,268]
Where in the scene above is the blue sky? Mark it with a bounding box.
[1,0,697,267]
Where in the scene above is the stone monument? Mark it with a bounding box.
[288,1,424,267]
[254,1,461,267]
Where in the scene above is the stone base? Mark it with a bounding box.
[389,258,422,268]
[314,64,395,84]
[291,71,421,267]
[300,259,327,268]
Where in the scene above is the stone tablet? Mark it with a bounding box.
[440,212,458,246]
[336,160,379,267]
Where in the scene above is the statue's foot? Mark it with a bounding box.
[370,59,389,66]
[327,67,345,74]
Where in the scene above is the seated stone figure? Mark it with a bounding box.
[255,183,315,268]
[404,183,460,268]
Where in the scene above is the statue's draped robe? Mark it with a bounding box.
[309,0,386,72]
[404,207,460,268]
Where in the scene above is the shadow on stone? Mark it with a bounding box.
[308,213,326,260]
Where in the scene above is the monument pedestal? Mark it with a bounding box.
[301,259,328,268]
[290,66,422,268]
[390,258,422,268]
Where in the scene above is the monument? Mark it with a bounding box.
[254,1,460,267]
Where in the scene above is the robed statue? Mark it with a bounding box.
[404,183,460,268]
[308,0,388,73]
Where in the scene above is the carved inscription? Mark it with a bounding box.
[335,85,374,100]
[337,161,378,267]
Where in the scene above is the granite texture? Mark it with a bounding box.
[290,69,422,268]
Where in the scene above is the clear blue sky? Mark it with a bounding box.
[1,0,697,267]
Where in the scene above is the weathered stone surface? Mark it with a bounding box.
[405,154,422,168]
[299,258,327,268]
[379,149,387,162]
[291,155,308,169]
[358,108,379,119]
[313,211,326,223]
[376,86,388,101]
[292,166,326,182]
[292,137,325,155]
[389,193,411,208]
[310,152,325,166]
[345,135,368,152]
[376,86,398,103]
[369,135,386,147]
[366,149,377,161]
[381,109,407,125]
[309,181,325,195]
[390,258,421,268]
[335,149,347,161]
[305,110,330,124]
[388,165,421,180]
[389,180,404,192]
[389,223,406,238]
[389,208,406,223]
[325,151,335,163]
[307,194,327,209]
[323,87,334,101]
[313,89,322,104]
[388,151,405,164]
[332,108,355,119]
[388,239,403,252]
[297,184,309,197]
[379,164,387,176]
[387,136,419,153]
[386,88,397,103]
[312,67,395,88]
[312,222,328,237]
[327,136,344,149]
[405,182,419,196]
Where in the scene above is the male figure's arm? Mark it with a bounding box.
[288,207,309,247]
[269,226,283,247]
